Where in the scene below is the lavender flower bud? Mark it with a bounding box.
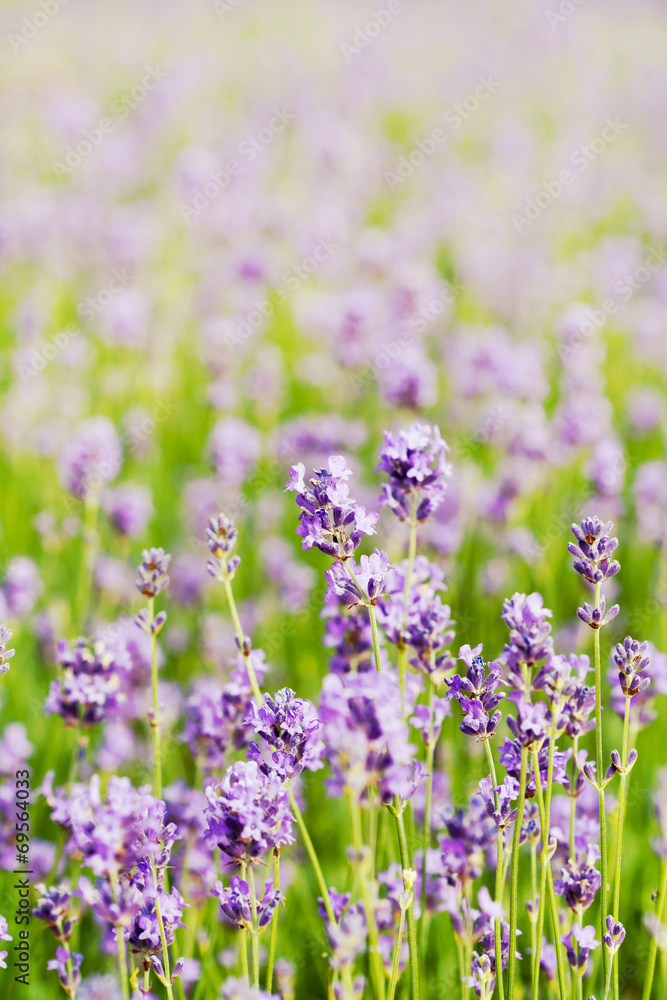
[603,916,626,954]
[568,516,620,585]
[577,595,619,630]
[376,423,452,523]
[135,547,171,598]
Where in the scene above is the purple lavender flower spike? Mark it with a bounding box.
[32,884,76,943]
[212,876,282,930]
[500,593,554,690]
[135,547,171,598]
[0,627,15,676]
[47,945,83,994]
[285,456,378,559]
[446,645,506,742]
[203,760,295,863]
[561,923,599,973]
[244,688,324,780]
[102,484,153,538]
[577,594,620,630]
[478,774,520,828]
[568,516,620,585]
[613,636,652,697]
[376,423,452,523]
[325,549,390,607]
[206,512,241,579]
[506,693,550,750]
[59,416,122,500]
[603,915,625,954]
[554,848,602,912]
[44,638,131,727]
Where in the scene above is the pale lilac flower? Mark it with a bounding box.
[59,416,122,500]
[102,484,153,538]
[377,423,452,522]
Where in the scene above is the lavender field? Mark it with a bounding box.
[2,1,667,998]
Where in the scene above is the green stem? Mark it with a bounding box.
[642,857,667,1000]
[395,805,420,1000]
[569,735,579,860]
[532,712,559,997]
[387,901,408,1000]
[248,861,260,987]
[266,849,280,994]
[289,788,336,925]
[593,582,609,987]
[350,797,386,1000]
[110,873,130,1000]
[483,739,505,1000]
[419,681,436,968]
[531,752,568,1000]
[611,694,632,1000]
[150,858,174,1000]
[508,746,528,1000]
[148,596,163,799]
[240,858,250,984]
[221,573,263,703]
[399,506,418,709]
[368,603,382,673]
[603,951,614,1000]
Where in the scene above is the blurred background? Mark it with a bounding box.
[2,0,667,996]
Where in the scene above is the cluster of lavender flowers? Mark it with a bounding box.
[17,420,667,1000]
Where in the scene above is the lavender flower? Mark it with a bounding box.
[478,775,520,829]
[4,557,43,617]
[613,636,652,698]
[44,638,131,727]
[446,644,505,741]
[203,760,295,862]
[102,484,153,538]
[245,688,324,779]
[58,416,122,500]
[126,863,188,954]
[506,693,550,751]
[577,594,619,630]
[561,923,599,973]
[603,916,625,954]
[554,849,602,911]
[0,915,11,973]
[325,549,390,607]
[135,547,171,598]
[285,456,378,559]
[500,592,554,689]
[212,875,281,930]
[47,945,83,995]
[206,512,241,579]
[568,516,620,585]
[0,627,14,676]
[322,603,375,674]
[376,423,452,522]
[32,884,76,943]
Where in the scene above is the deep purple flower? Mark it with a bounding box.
[203,760,295,863]
[135,547,171,598]
[102,484,153,538]
[325,550,390,607]
[245,688,324,779]
[0,627,14,676]
[44,638,131,728]
[568,516,620,585]
[126,863,188,954]
[285,455,378,559]
[554,851,601,912]
[608,642,667,728]
[561,923,599,972]
[59,416,122,500]
[212,876,281,930]
[376,423,452,523]
[446,644,505,741]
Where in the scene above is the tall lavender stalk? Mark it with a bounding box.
[568,516,620,986]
